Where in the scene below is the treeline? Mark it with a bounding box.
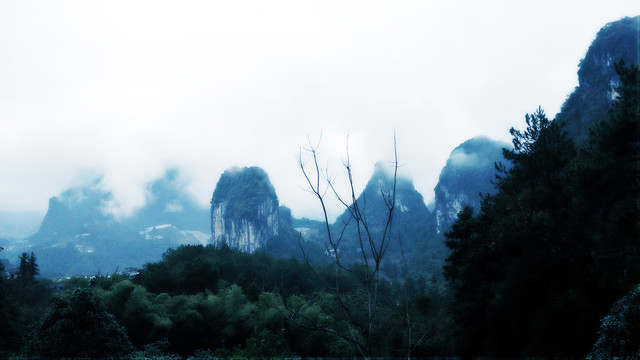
[0,244,450,358]
[444,62,640,358]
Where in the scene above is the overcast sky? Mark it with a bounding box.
[1,1,638,221]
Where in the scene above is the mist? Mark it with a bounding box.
[1,1,638,222]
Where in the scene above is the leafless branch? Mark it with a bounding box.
[290,133,399,359]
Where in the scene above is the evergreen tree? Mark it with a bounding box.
[0,254,20,355]
[572,61,640,297]
[444,63,640,357]
[446,107,579,356]
[589,284,640,359]
[25,288,133,358]
[17,252,39,282]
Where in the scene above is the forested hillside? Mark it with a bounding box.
[445,62,639,358]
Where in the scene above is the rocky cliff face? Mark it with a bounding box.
[556,16,639,142]
[359,162,432,224]
[323,162,443,275]
[434,136,508,233]
[210,167,279,253]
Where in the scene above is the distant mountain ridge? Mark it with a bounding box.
[1,171,210,277]
[1,15,635,278]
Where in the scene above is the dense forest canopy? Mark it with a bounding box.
[444,61,639,358]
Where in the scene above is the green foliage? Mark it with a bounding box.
[101,241,447,357]
[100,280,162,346]
[0,230,449,358]
[235,328,294,359]
[25,288,133,358]
[129,340,181,360]
[98,279,261,355]
[135,244,321,297]
[572,61,640,296]
[0,258,20,356]
[61,276,90,289]
[589,284,640,359]
[3,252,54,355]
[17,252,39,282]
[444,63,640,358]
[89,272,131,290]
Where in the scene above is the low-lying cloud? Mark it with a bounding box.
[1,1,637,221]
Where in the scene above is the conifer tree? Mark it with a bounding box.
[17,252,39,282]
[444,62,640,357]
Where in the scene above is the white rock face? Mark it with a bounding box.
[435,185,473,233]
[433,136,507,233]
[211,198,279,253]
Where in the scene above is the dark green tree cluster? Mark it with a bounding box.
[1,244,448,358]
[589,284,640,359]
[129,244,448,357]
[134,244,321,297]
[444,62,640,358]
[0,256,18,356]
[0,252,53,357]
[17,251,39,282]
[25,288,133,358]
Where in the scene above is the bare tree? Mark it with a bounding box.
[278,134,398,359]
[398,235,433,360]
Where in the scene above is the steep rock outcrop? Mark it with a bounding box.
[434,136,508,232]
[556,16,639,142]
[326,162,443,277]
[356,162,432,226]
[37,181,112,236]
[210,167,279,253]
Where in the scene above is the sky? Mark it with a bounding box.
[0,1,638,222]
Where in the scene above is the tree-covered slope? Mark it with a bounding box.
[444,61,639,359]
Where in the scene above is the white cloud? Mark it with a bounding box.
[0,0,637,221]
